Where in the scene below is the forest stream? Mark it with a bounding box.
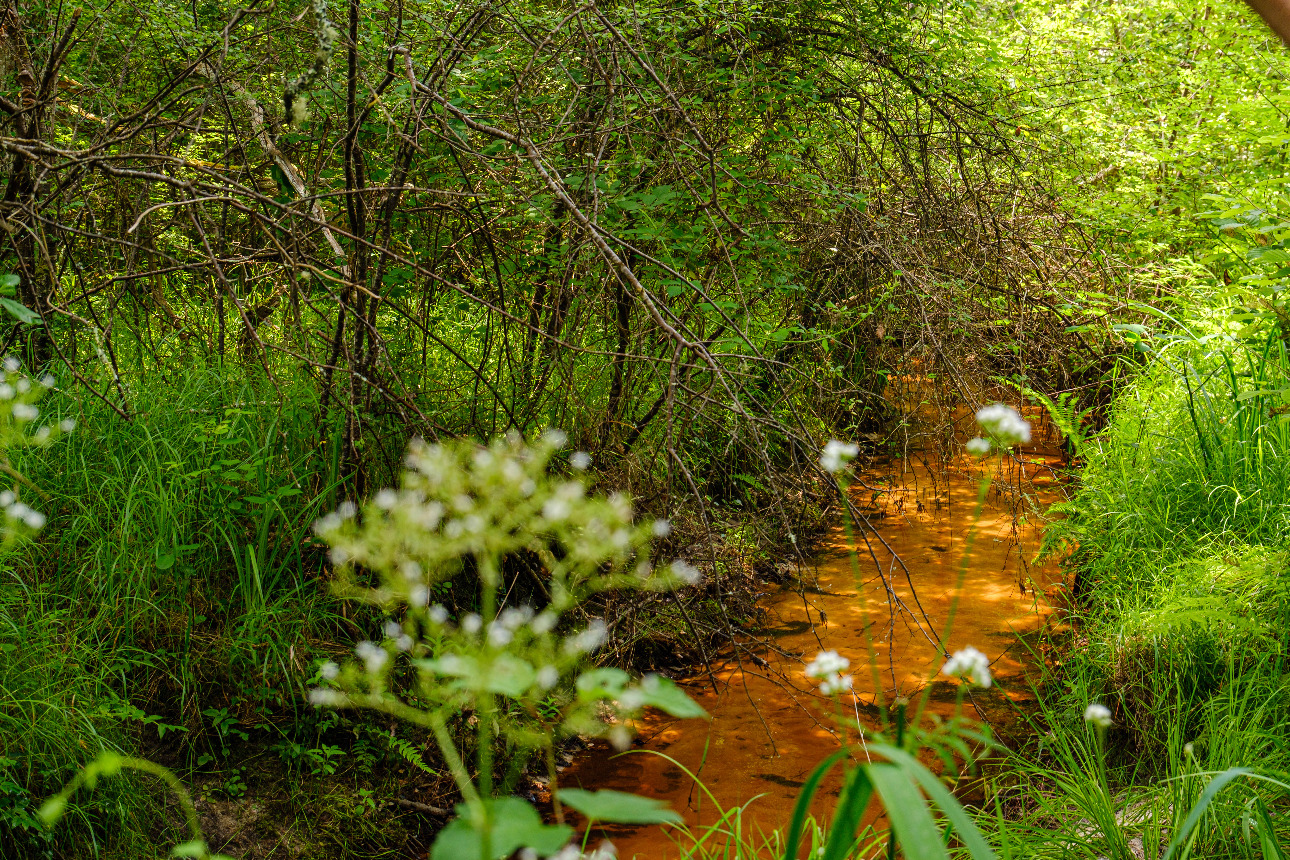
[559,448,1065,858]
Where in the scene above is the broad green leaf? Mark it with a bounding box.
[867,763,950,860]
[575,667,631,699]
[557,788,682,825]
[0,298,40,326]
[431,797,571,860]
[821,765,873,860]
[638,674,707,719]
[868,743,996,859]
[155,546,176,571]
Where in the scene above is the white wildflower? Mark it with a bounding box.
[819,439,859,473]
[670,559,702,586]
[805,650,852,695]
[15,378,29,394]
[12,403,38,422]
[383,620,402,639]
[39,374,54,389]
[58,418,76,433]
[805,650,850,679]
[374,489,398,509]
[307,689,346,707]
[428,604,449,625]
[409,584,429,607]
[355,640,388,674]
[819,674,853,696]
[498,606,534,629]
[22,509,44,530]
[543,428,568,448]
[652,519,671,538]
[975,403,1031,446]
[564,619,608,654]
[1084,702,1113,729]
[941,646,993,688]
[543,497,571,521]
[320,661,340,680]
[537,665,559,689]
[462,613,482,634]
[570,451,591,470]
[965,436,991,456]
[3,357,19,372]
[336,501,357,519]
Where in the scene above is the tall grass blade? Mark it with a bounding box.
[781,748,849,860]
[821,763,873,860]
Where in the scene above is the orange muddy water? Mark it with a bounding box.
[560,448,1065,858]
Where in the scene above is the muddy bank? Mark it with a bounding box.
[559,449,1065,858]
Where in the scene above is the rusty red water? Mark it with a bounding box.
[560,449,1065,858]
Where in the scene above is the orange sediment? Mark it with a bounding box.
[561,448,1065,858]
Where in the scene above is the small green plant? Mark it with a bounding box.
[309,431,708,859]
[38,753,232,860]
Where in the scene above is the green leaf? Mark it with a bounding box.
[0,297,41,326]
[1162,767,1254,860]
[867,743,996,859]
[420,654,536,697]
[821,765,873,860]
[638,674,707,719]
[575,667,631,700]
[431,797,571,860]
[867,763,950,860]
[557,788,682,825]
[781,748,850,860]
[155,546,176,571]
[171,840,211,858]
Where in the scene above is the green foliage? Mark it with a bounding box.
[311,432,709,858]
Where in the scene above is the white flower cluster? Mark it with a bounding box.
[563,619,608,655]
[0,360,75,537]
[0,490,44,530]
[528,840,617,860]
[805,649,853,696]
[313,431,676,597]
[305,431,703,757]
[974,403,1031,447]
[1083,702,1113,728]
[941,645,993,688]
[819,439,859,473]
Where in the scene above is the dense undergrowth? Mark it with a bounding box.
[3,0,1290,855]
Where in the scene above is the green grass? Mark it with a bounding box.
[0,365,419,856]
